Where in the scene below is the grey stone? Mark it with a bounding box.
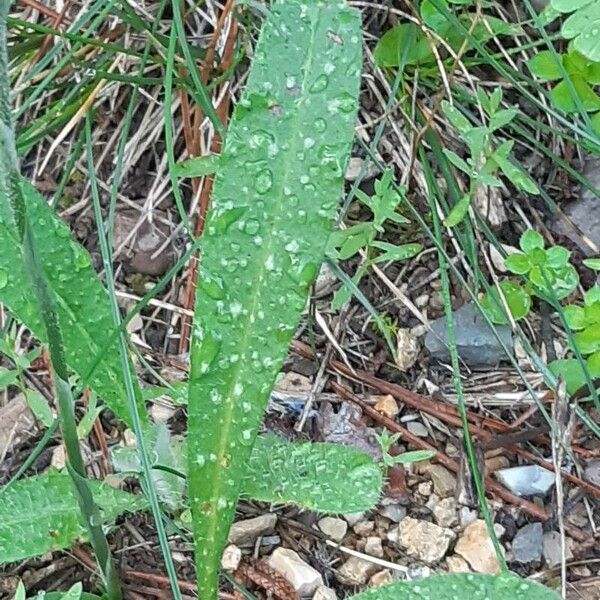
[336,556,379,586]
[397,517,455,563]
[584,460,600,487]
[268,548,323,597]
[228,513,277,545]
[313,586,337,600]
[511,523,543,564]
[425,303,512,367]
[364,536,384,558]
[379,500,407,523]
[543,531,573,567]
[318,517,347,542]
[552,157,600,256]
[495,465,555,497]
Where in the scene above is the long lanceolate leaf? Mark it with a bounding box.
[187,1,362,596]
[0,181,146,428]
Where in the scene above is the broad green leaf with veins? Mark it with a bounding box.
[347,573,560,600]
[0,180,146,428]
[0,471,144,563]
[187,1,362,596]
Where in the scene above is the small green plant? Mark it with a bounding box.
[482,230,579,324]
[442,88,539,226]
[549,285,600,392]
[327,170,422,309]
[14,581,101,600]
[375,429,435,468]
[374,1,518,73]
[527,48,600,133]
[549,0,600,62]
[0,2,563,600]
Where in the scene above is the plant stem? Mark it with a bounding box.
[0,4,121,598]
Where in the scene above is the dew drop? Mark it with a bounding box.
[314,118,327,133]
[244,219,261,235]
[255,169,273,194]
[310,74,329,93]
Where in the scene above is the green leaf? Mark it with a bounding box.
[585,285,600,305]
[549,356,600,393]
[243,434,382,512]
[391,450,436,465]
[520,230,545,253]
[173,154,219,178]
[112,430,382,513]
[564,304,586,330]
[574,323,600,354]
[494,154,540,194]
[0,366,18,388]
[374,23,435,68]
[357,171,409,231]
[489,108,518,131]
[442,101,472,133]
[370,241,423,263]
[546,245,571,267]
[584,257,600,270]
[504,253,531,274]
[550,74,600,113]
[25,389,53,428]
[346,572,561,600]
[443,150,472,175]
[481,281,531,325]
[0,471,143,563]
[445,193,472,227]
[186,2,362,597]
[560,0,600,62]
[528,50,564,81]
[30,590,102,600]
[335,223,374,260]
[0,181,146,429]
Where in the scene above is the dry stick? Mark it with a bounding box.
[292,339,600,501]
[329,380,552,522]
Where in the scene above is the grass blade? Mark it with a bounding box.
[187,1,362,596]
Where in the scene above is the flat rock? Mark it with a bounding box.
[426,464,457,497]
[364,536,384,558]
[369,569,394,587]
[552,156,600,256]
[0,393,35,457]
[373,394,399,419]
[379,501,407,523]
[425,303,512,367]
[584,460,600,487]
[228,513,277,545]
[336,556,379,586]
[495,465,555,497]
[397,517,455,563]
[269,548,323,597]
[543,531,573,567]
[511,523,543,564]
[431,497,458,528]
[313,586,337,600]
[318,517,347,542]
[446,555,471,573]
[455,520,504,574]
[395,328,420,371]
[221,545,241,572]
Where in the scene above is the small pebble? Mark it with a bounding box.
[221,545,241,572]
[364,536,384,558]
